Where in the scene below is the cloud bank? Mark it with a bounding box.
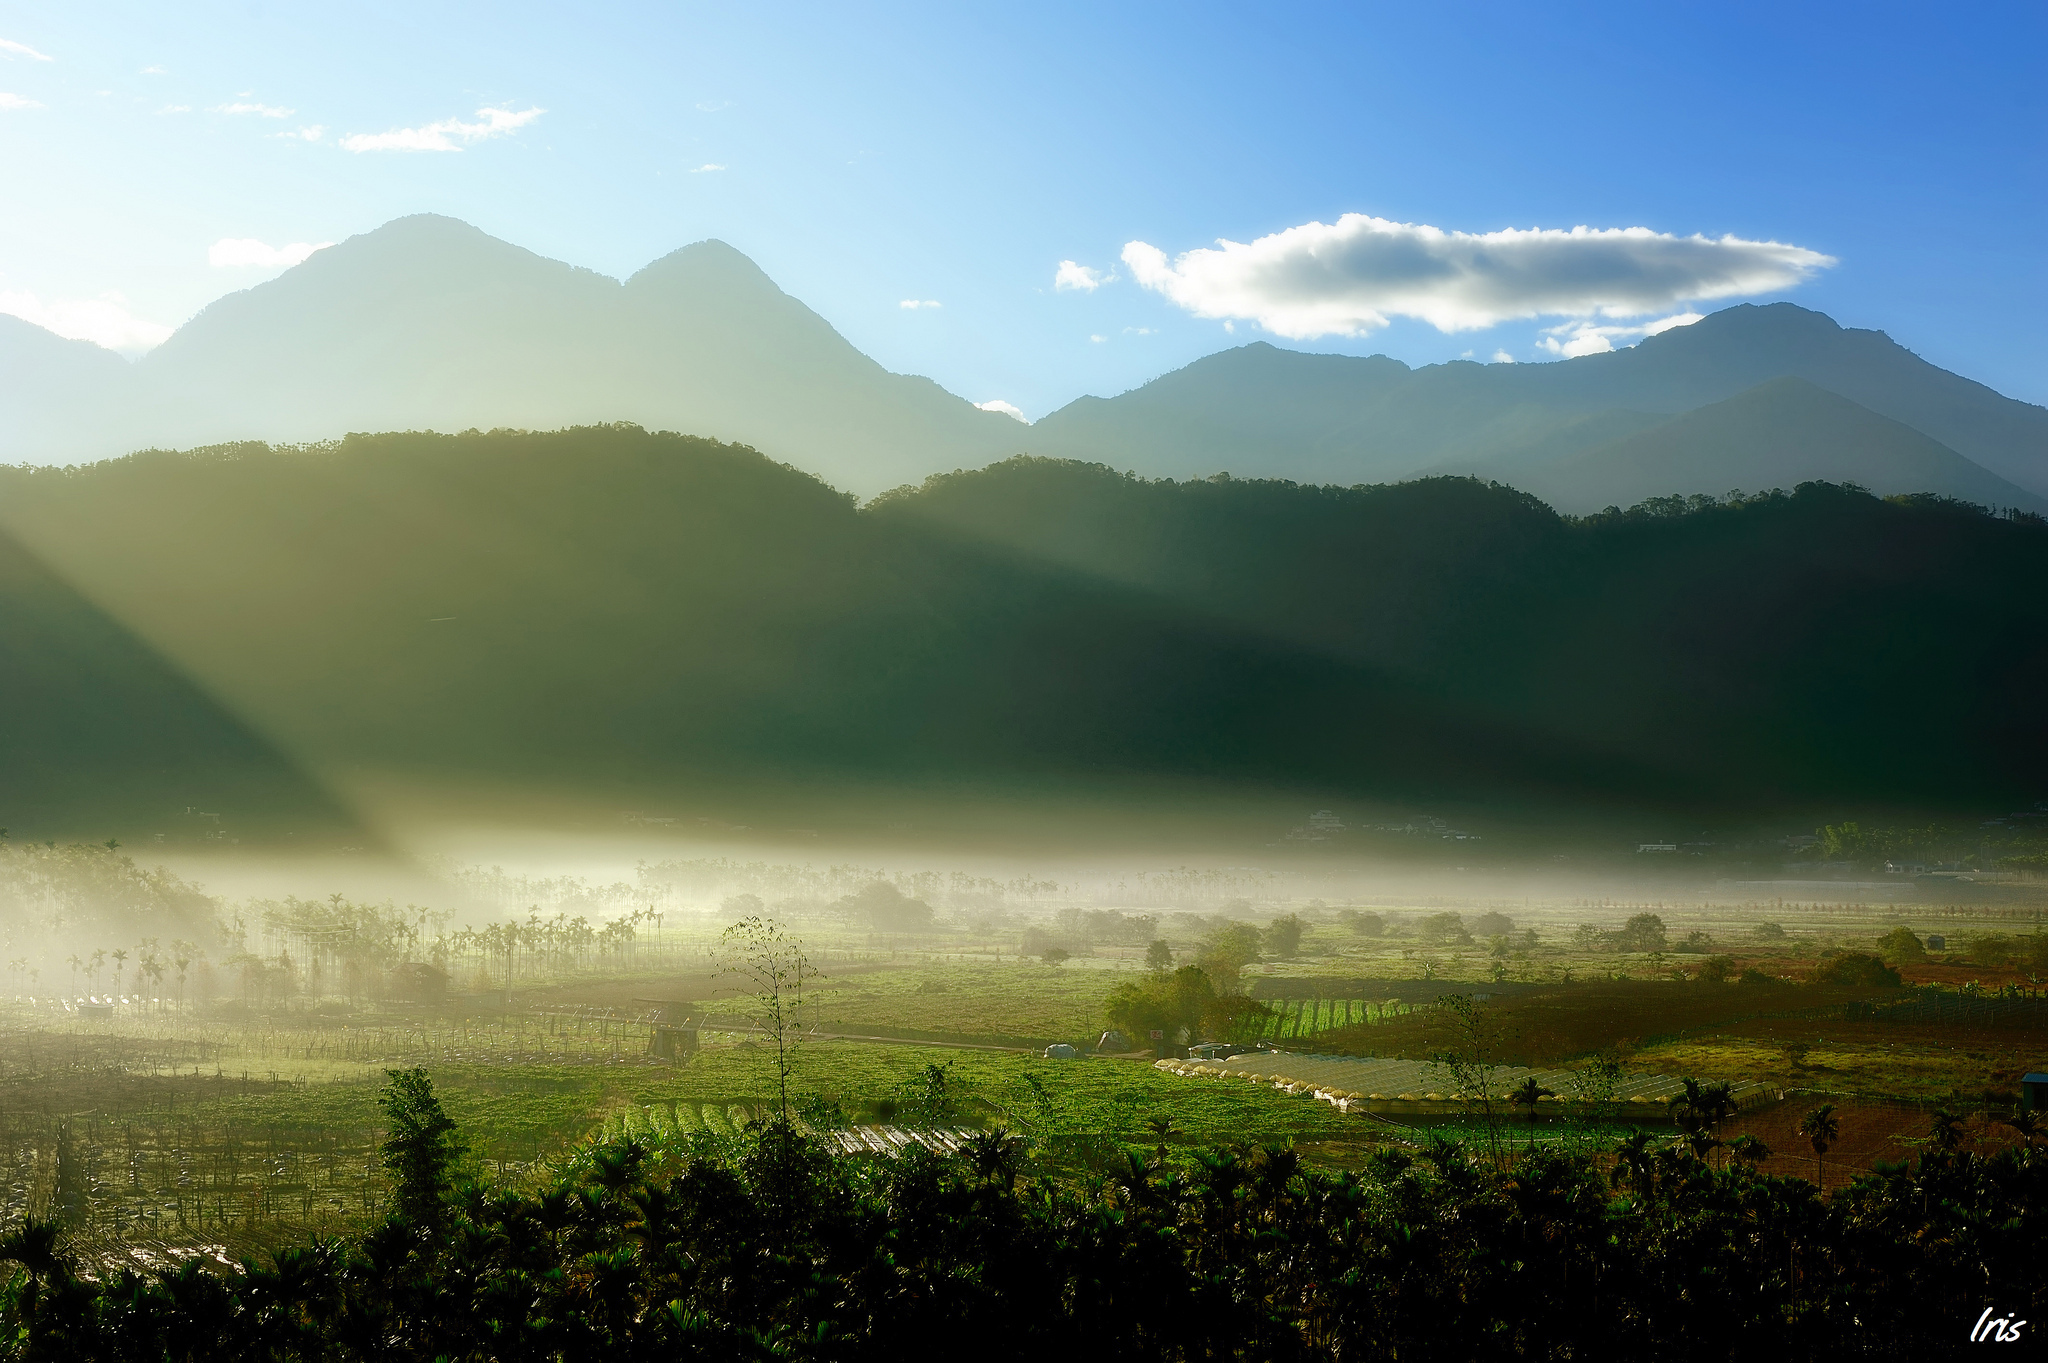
[0,289,171,354]
[341,105,544,153]
[1122,213,1834,339]
[208,238,332,268]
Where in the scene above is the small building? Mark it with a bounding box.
[1925,933,1947,951]
[2024,1073,2048,1111]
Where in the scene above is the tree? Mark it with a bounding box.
[721,915,822,1126]
[1616,913,1667,952]
[1418,912,1472,946]
[1876,927,1927,965]
[1928,1109,1964,1154]
[1429,994,1508,1164]
[1471,911,1515,937]
[378,1068,463,1230]
[839,882,933,933]
[1263,914,1305,957]
[1752,921,1787,941]
[1728,1134,1772,1166]
[1041,946,1070,966]
[1198,922,1263,987]
[1145,939,1174,971]
[1696,955,1737,983]
[1510,1077,1553,1124]
[1800,1103,1839,1188]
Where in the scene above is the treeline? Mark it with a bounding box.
[4,430,2046,833]
[2,1069,2041,1360]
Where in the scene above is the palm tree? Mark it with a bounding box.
[2000,1107,2038,1145]
[1728,1133,1771,1167]
[1928,1108,1964,1154]
[1511,1077,1554,1125]
[1799,1103,1839,1189]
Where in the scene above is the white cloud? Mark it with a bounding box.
[217,101,293,118]
[688,162,725,173]
[0,38,53,61]
[898,298,941,309]
[340,104,544,153]
[208,237,333,268]
[1123,213,1834,339]
[1536,310,1704,357]
[0,92,42,109]
[976,399,1029,423]
[0,288,171,354]
[696,99,732,112]
[1123,326,1154,335]
[1054,259,1111,292]
[141,64,166,74]
[1089,334,1106,343]
[277,124,324,141]
[1491,349,1515,364]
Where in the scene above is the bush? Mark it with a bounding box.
[1342,910,1386,937]
[1675,930,1715,954]
[1696,955,1737,983]
[1876,926,1926,965]
[1470,911,1515,937]
[1810,952,1902,988]
[1752,922,1787,941]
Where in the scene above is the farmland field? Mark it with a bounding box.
[4,847,2045,1270]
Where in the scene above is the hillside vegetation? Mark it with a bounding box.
[1,427,2043,834]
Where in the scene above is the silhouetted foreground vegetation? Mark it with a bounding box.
[3,1069,2042,1360]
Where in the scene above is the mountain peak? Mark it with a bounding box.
[627,239,786,301]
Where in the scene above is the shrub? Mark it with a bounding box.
[1675,930,1715,954]
[1696,955,1737,983]
[1470,911,1515,937]
[1752,922,1787,941]
[1876,926,1926,965]
[1810,952,1902,988]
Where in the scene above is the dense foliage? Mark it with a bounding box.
[3,1071,2041,1361]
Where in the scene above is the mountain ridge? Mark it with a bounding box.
[3,218,2042,507]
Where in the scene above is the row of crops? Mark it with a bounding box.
[596,1101,765,1143]
[1249,999,1418,1040]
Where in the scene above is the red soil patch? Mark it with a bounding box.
[1726,1102,2030,1190]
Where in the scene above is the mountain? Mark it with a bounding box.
[4,215,1030,494]
[0,315,131,462]
[1507,377,2047,513]
[4,219,2043,509]
[2,427,2043,836]
[1028,304,2048,504]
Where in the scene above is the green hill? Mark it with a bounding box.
[1,427,2042,837]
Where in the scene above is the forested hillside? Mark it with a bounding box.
[1,427,2042,835]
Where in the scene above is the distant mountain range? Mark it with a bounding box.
[1026,307,2048,511]
[3,215,2044,511]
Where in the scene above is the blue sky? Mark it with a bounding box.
[1,1,2041,415]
